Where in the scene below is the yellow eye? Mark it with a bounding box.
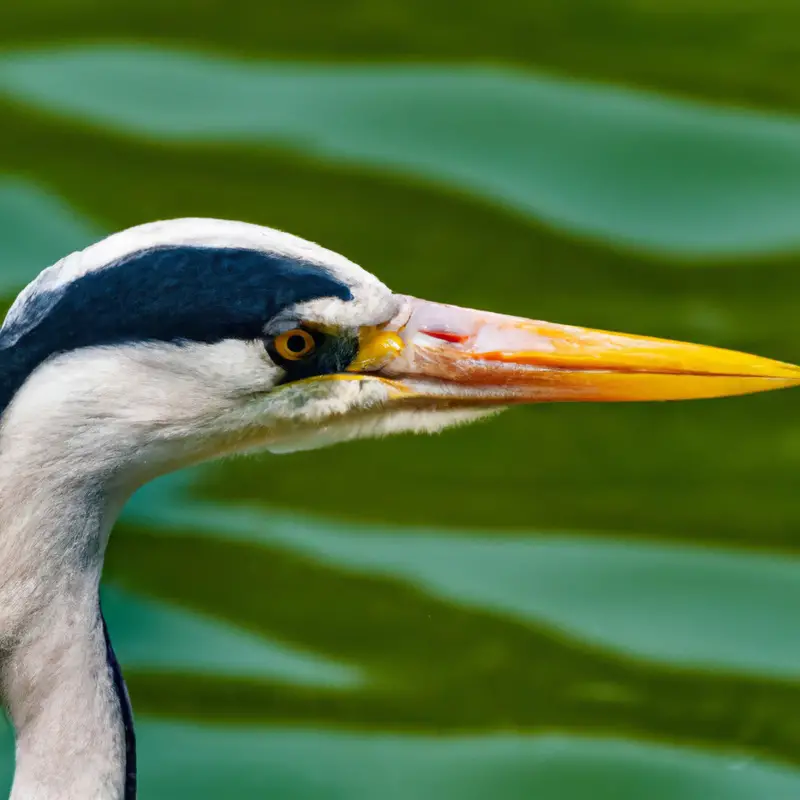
[273,328,317,361]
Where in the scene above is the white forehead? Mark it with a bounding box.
[6,218,399,334]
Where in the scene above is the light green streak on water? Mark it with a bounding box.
[126,470,800,680]
[102,584,361,687]
[2,717,800,800]
[3,45,800,257]
[0,178,98,284]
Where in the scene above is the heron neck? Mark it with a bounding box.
[0,463,135,799]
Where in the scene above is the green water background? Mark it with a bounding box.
[0,4,799,797]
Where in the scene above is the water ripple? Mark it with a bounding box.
[102,584,361,687]
[125,470,800,680]
[3,45,800,257]
[2,717,799,799]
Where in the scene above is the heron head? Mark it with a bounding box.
[1,218,797,483]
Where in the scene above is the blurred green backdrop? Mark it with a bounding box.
[1,2,799,798]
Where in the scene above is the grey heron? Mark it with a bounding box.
[0,218,796,799]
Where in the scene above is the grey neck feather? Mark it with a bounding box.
[0,441,134,799]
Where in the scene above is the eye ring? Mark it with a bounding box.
[272,328,317,361]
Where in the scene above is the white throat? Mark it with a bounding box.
[0,426,135,800]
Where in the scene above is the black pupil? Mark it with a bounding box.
[287,333,309,354]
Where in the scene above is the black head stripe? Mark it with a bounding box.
[0,245,352,412]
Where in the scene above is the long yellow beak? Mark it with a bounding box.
[358,296,800,403]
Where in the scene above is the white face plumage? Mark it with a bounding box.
[0,219,491,480]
